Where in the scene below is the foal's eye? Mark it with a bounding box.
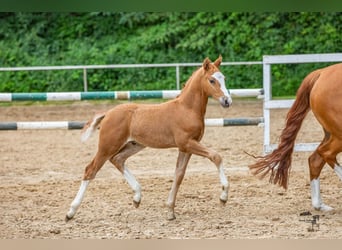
[209,79,216,84]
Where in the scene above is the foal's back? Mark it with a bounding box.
[100,98,205,149]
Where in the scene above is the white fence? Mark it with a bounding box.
[0,61,262,91]
[263,53,342,153]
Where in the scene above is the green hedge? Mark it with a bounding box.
[0,12,340,96]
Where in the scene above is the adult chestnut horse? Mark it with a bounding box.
[66,56,232,221]
[249,63,342,211]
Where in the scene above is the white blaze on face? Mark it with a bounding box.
[212,71,232,105]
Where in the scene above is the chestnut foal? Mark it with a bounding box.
[66,56,232,221]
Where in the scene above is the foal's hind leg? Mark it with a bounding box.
[66,152,109,221]
[110,141,145,208]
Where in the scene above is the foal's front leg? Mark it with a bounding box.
[167,151,191,220]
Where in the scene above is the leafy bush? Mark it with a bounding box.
[0,12,340,96]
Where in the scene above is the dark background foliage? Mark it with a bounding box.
[0,12,340,96]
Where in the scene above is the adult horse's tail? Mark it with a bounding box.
[249,69,322,189]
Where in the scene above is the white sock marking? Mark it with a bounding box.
[310,178,333,211]
[67,180,90,218]
[218,163,229,201]
[311,179,321,209]
[334,164,342,180]
[123,167,141,203]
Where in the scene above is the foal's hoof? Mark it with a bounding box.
[220,198,228,205]
[167,212,176,221]
[219,186,229,204]
[133,200,141,208]
[219,193,228,204]
[65,215,73,222]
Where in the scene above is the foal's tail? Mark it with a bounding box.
[81,112,106,142]
[249,69,322,189]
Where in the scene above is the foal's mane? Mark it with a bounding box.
[177,65,204,97]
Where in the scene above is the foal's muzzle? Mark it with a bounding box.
[220,96,232,108]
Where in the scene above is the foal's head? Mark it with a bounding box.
[201,55,232,108]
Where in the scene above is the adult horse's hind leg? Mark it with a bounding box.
[310,131,342,211]
[308,131,332,211]
[317,135,342,180]
[109,141,146,208]
[167,151,192,220]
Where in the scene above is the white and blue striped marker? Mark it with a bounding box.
[0,117,264,130]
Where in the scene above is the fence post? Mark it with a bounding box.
[262,60,271,153]
[83,68,88,92]
[176,65,180,90]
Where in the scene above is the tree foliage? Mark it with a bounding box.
[0,12,341,96]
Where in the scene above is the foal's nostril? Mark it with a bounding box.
[220,96,231,108]
[221,96,230,107]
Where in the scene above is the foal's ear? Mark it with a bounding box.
[203,57,211,71]
[214,55,222,67]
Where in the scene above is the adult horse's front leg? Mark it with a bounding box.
[167,151,192,220]
[181,140,229,204]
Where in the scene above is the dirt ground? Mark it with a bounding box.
[1,99,342,239]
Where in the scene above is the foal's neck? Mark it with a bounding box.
[178,72,209,118]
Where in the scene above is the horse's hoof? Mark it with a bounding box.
[133,200,141,208]
[167,213,176,221]
[314,203,333,212]
[219,193,228,204]
[65,215,73,222]
[219,197,228,205]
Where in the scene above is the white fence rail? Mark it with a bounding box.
[0,61,262,91]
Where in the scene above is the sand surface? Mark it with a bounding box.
[1,99,342,239]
